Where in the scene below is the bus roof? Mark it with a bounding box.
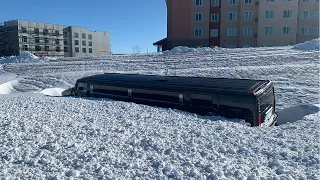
[77,73,269,95]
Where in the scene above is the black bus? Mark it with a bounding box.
[63,73,278,127]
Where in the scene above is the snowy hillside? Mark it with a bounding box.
[0,41,319,179]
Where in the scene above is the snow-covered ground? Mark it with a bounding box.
[0,41,319,179]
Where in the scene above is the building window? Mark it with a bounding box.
[82,33,86,39]
[88,34,92,39]
[63,31,68,37]
[44,46,49,51]
[43,29,48,35]
[245,0,252,3]
[74,32,79,38]
[283,0,292,1]
[55,31,59,36]
[35,46,41,51]
[302,0,310,2]
[75,40,79,45]
[211,0,219,6]
[301,10,310,19]
[44,38,49,43]
[23,45,28,51]
[55,39,60,45]
[75,47,79,53]
[64,47,68,52]
[35,37,40,43]
[243,27,252,36]
[195,13,203,22]
[282,27,292,34]
[194,29,203,37]
[265,10,275,18]
[82,41,86,46]
[300,27,309,35]
[314,11,319,20]
[34,28,39,34]
[82,48,86,53]
[243,45,251,48]
[283,10,292,18]
[228,0,238,5]
[56,47,60,52]
[64,40,68,45]
[196,0,203,5]
[244,11,252,20]
[210,29,219,37]
[22,36,27,43]
[228,12,237,20]
[313,27,319,36]
[266,0,275,2]
[264,27,274,35]
[211,14,219,22]
[89,41,92,46]
[21,27,27,33]
[227,28,237,36]
[89,48,93,53]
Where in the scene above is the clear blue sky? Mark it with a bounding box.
[0,0,167,54]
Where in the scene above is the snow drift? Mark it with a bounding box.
[0,53,57,64]
[40,88,66,97]
[293,38,320,51]
[277,104,320,125]
[163,46,225,55]
[0,79,19,94]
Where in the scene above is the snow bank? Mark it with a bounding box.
[0,53,57,64]
[292,38,320,51]
[40,88,66,96]
[0,79,19,94]
[163,46,225,55]
[277,104,320,125]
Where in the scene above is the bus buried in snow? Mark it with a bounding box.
[62,73,278,127]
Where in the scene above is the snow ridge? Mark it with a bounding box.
[293,38,320,51]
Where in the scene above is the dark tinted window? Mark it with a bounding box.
[191,94,212,107]
[258,86,274,113]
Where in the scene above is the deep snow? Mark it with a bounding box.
[0,41,319,179]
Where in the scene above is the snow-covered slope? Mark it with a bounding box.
[0,45,319,179]
[293,38,320,51]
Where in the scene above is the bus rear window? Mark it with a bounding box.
[258,86,274,113]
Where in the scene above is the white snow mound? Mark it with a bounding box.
[0,52,58,64]
[292,38,320,50]
[40,88,66,96]
[0,79,19,94]
[163,46,224,55]
[277,104,319,125]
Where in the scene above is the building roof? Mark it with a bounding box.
[153,38,167,46]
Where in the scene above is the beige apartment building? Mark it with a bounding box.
[154,0,320,51]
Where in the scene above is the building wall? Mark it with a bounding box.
[0,19,110,57]
[165,0,319,49]
[70,27,110,57]
[220,0,240,47]
[209,0,221,47]
[257,0,299,47]
[0,20,19,56]
[296,0,320,43]
[17,20,65,57]
[238,0,258,47]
